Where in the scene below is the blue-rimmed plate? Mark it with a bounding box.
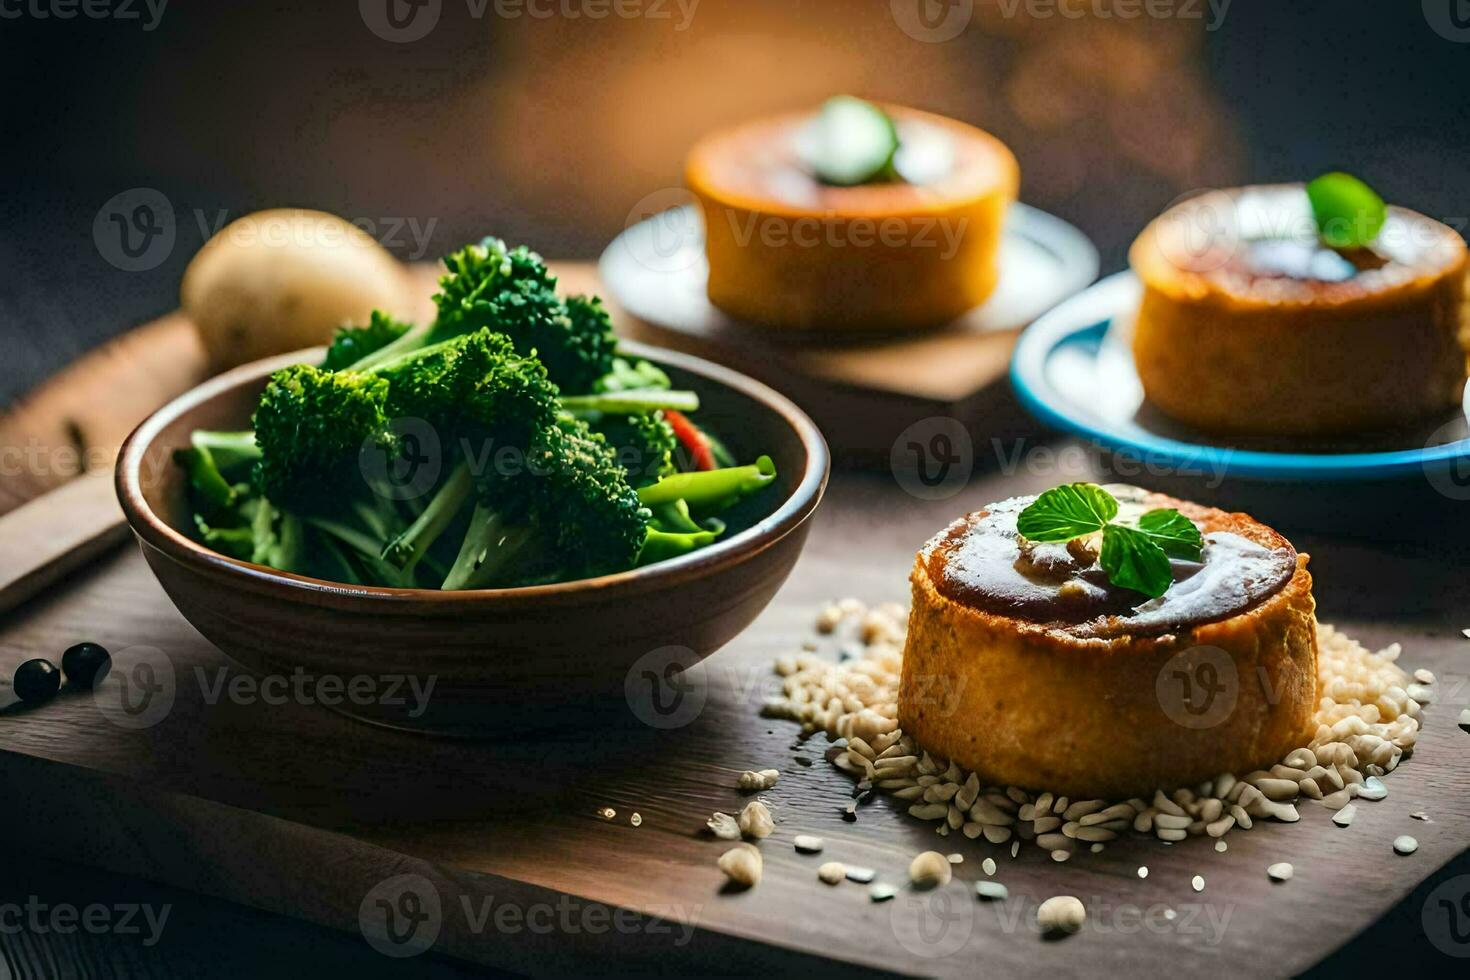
[1010,272,1470,483]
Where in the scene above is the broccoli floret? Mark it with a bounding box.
[593,411,677,487]
[442,415,648,589]
[322,311,412,371]
[376,329,560,571]
[252,364,391,511]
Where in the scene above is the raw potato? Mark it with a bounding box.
[182,208,413,372]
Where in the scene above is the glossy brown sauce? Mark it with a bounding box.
[923,487,1297,638]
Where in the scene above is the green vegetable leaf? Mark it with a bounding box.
[1100,524,1174,599]
[1015,483,1119,542]
[1307,172,1386,249]
[1136,508,1204,561]
[809,96,900,187]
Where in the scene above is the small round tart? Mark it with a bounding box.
[898,486,1318,799]
[1129,184,1468,436]
[686,105,1018,333]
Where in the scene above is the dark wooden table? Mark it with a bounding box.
[2,268,1469,976]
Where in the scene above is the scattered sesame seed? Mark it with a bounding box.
[630,812,642,827]
[975,881,1008,901]
[982,858,997,876]
[1268,862,1293,882]
[845,866,876,884]
[793,835,825,854]
[1191,875,1205,892]
[1214,840,1227,853]
[1137,867,1148,879]
[869,883,897,902]
[1393,835,1419,855]
[597,807,616,820]
[818,862,845,885]
[946,853,963,864]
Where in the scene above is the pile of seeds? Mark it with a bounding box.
[760,601,1427,858]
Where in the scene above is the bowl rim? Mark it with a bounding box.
[116,339,829,610]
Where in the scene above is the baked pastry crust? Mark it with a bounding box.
[1129,185,1468,436]
[898,492,1318,799]
[686,105,1017,333]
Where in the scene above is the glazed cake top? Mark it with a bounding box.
[686,107,1015,216]
[921,485,1298,639]
[1133,184,1467,306]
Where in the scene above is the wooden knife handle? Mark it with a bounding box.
[0,469,129,617]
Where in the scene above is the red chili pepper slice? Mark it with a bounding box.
[664,409,715,471]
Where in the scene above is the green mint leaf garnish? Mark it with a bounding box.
[1015,482,1119,542]
[1307,172,1386,249]
[809,96,900,187]
[1016,484,1204,599]
[1100,524,1174,599]
[1136,508,1204,561]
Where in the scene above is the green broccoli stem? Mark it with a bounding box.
[191,430,260,471]
[441,503,538,590]
[638,518,726,566]
[559,389,699,415]
[637,455,776,512]
[345,324,439,373]
[380,461,474,570]
[304,517,414,588]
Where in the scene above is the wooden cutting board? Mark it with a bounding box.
[1,457,1468,975]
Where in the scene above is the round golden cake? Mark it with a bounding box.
[1129,184,1468,436]
[686,104,1018,333]
[897,486,1318,799]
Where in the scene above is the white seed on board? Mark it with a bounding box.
[975,881,1009,901]
[1037,896,1086,936]
[1358,776,1387,801]
[738,769,780,791]
[1090,843,1105,854]
[718,844,762,887]
[1459,708,1470,733]
[794,834,824,854]
[982,857,997,876]
[597,807,616,820]
[946,853,963,864]
[1332,804,1358,828]
[1191,875,1205,892]
[1051,850,1071,863]
[909,851,952,888]
[869,883,897,902]
[1010,840,1021,859]
[1137,866,1148,879]
[845,866,876,884]
[707,812,741,840]
[1393,835,1419,855]
[631,812,642,827]
[818,862,846,885]
[738,800,774,839]
[1214,840,1228,853]
[1413,668,1435,685]
[1267,862,1294,882]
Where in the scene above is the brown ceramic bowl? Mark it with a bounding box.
[116,341,828,734]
